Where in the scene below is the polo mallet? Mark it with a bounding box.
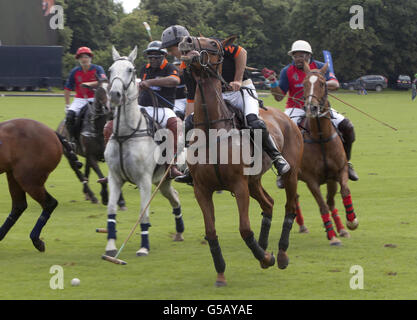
[101,156,176,265]
[143,22,152,41]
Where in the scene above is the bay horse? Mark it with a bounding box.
[179,35,303,286]
[295,62,358,245]
[0,118,83,251]
[104,46,185,257]
[57,81,126,209]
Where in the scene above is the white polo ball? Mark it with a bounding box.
[71,278,80,286]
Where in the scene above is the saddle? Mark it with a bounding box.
[223,100,246,129]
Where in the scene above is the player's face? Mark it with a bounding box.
[78,54,92,67]
[147,51,164,68]
[293,51,310,69]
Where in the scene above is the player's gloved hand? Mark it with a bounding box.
[262,68,277,82]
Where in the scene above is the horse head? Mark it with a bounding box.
[303,61,329,119]
[108,46,138,108]
[179,35,237,78]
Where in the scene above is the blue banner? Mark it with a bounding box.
[323,50,335,76]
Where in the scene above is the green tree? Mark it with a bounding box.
[64,0,121,52]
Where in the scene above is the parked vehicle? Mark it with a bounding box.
[342,75,388,92]
[0,46,62,91]
[396,75,412,90]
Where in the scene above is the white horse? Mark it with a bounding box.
[104,46,184,257]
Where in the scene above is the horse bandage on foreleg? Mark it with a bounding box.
[244,232,265,261]
[107,214,117,240]
[205,237,226,274]
[258,213,271,251]
[331,208,344,232]
[342,194,356,222]
[172,206,184,233]
[278,213,296,251]
[321,213,336,240]
[295,202,304,226]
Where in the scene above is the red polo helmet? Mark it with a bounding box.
[75,47,93,59]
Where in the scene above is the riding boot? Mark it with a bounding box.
[65,110,77,143]
[338,118,359,181]
[246,114,290,176]
[166,117,183,179]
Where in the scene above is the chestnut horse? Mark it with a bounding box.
[295,62,358,245]
[0,118,82,251]
[179,36,303,286]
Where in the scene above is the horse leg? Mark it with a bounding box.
[339,173,358,230]
[277,170,298,269]
[327,180,350,238]
[306,180,341,246]
[86,155,108,206]
[0,173,28,241]
[248,182,274,251]
[84,159,98,204]
[236,182,275,269]
[136,177,152,257]
[159,180,184,241]
[117,193,127,211]
[105,171,123,257]
[194,184,226,287]
[23,183,58,252]
[295,194,309,233]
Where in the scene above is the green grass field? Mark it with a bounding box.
[0,89,416,300]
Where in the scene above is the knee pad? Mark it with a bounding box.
[338,118,355,143]
[65,110,76,125]
[246,114,266,130]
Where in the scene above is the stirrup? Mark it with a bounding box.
[273,156,291,176]
[348,162,359,181]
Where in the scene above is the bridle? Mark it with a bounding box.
[304,70,330,119]
[303,70,337,180]
[108,57,151,182]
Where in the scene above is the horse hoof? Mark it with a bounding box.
[118,206,128,211]
[105,249,118,257]
[260,252,275,269]
[329,237,342,246]
[173,233,184,241]
[347,219,359,230]
[339,229,351,238]
[299,225,309,233]
[32,239,45,252]
[97,177,108,184]
[215,280,227,287]
[277,250,289,269]
[136,247,149,256]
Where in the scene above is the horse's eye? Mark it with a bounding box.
[210,41,217,47]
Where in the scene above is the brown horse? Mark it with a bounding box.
[179,35,303,286]
[0,118,82,251]
[295,62,358,245]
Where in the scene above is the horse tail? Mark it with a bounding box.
[55,132,86,182]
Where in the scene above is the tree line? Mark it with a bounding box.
[58,0,417,83]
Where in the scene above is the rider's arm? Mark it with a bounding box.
[327,79,339,91]
[64,68,76,107]
[64,89,71,106]
[230,46,247,91]
[270,67,288,102]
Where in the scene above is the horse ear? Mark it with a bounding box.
[303,61,311,74]
[112,46,121,61]
[320,62,329,75]
[128,46,138,63]
[222,35,238,48]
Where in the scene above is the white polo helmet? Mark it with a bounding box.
[288,40,313,56]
